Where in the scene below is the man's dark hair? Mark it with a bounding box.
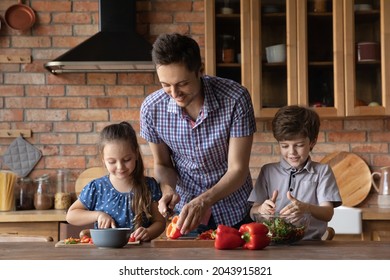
[152,33,202,73]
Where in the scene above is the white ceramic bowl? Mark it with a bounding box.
[90,228,131,248]
[354,4,372,11]
[253,213,310,244]
[265,44,286,63]
[220,7,234,14]
[263,5,280,14]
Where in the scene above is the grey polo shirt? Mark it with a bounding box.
[249,157,342,240]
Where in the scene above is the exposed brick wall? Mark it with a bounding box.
[0,0,388,207]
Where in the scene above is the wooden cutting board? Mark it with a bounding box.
[55,240,140,247]
[151,237,214,248]
[320,151,372,207]
[75,167,107,195]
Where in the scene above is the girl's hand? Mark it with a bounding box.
[280,192,310,216]
[258,190,278,214]
[96,212,116,228]
[131,227,151,241]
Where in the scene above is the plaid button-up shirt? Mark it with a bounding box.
[140,75,256,226]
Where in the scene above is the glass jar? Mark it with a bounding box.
[14,177,34,210]
[34,174,53,210]
[221,35,235,63]
[54,169,71,210]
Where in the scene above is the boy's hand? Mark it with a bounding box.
[258,190,278,214]
[280,192,310,215]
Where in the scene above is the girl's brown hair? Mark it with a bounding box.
[99,121,152,229]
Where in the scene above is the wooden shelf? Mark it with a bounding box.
[0,210,67,223]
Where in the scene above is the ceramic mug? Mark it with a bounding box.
[357,42,380,62]
[265,44,286,63]
[313,0,327,12]
[220,7,233,14]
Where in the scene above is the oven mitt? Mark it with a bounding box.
[1,136,42,177]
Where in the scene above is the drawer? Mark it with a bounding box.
[0,222,59,241]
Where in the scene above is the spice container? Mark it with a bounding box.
[34,174,53,210]
[221,35,235,63]
[14,177,34,210]
[313,0,327,12]
[54,169,71,210]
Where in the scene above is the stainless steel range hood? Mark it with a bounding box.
[44,0,155,74]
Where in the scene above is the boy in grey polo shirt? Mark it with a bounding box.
[249,105,342,240]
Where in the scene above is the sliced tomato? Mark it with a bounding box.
[80,236,91,243]
[197,229,216,240]
[129,236,136,242]
[64,237,80,244]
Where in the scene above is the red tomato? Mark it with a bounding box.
[80,236,91,243]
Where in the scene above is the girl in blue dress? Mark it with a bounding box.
[66,122,166,241]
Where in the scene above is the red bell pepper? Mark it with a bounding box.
[239,222,270,250]
[166,215,182,239]
[214,224,245,250]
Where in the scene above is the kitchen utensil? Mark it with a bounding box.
[320,151,372,207]
[371,166,390,208]
[75,167,107,195]
[4,0,36,31]
[265,44,286,63]
[0,234,53,242]
[253,213,310,245]
[1,136,42,178]
[90,228,132,248]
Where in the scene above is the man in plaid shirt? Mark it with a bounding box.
[140,33,256,235]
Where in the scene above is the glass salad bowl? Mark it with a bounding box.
[253,213,310,245]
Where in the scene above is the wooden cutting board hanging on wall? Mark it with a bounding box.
[320,151,372,207]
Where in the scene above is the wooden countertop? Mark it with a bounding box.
[361,207,390,220]
[0,210,67,222]
[0,240,389,260]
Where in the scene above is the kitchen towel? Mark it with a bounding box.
[1,136,42,177]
